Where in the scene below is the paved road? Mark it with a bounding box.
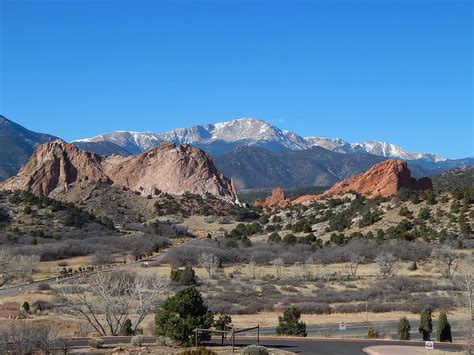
[260,319,463,340]
[67,336,464,354]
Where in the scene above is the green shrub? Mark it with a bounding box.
[397,317,411,340]
[170,266,197,286]
[282,234,297,245]
[267,232,281,243]
[367,327,379,339]
[436,312,452,343]
[418,307,433,341]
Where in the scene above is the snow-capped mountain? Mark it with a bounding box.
[74,131,164,154]
[73,117,446,162]
[350,141,445,162]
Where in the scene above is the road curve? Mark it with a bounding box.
[67,336,464,355]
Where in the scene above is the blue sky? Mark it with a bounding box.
[1,0,472,158]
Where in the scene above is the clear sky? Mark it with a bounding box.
[1,0,472,158]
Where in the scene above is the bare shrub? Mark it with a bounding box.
[433,247,460,279]
[0,247,39,286]
[375,251,397,278]
[270,258,284,280]
[92,250,114,265]
[36,283,51,291]
[199,253,219,278]
[0,320,63,354]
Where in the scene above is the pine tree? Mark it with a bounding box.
[418,307,433,341]
[155,287,214,345]
[21,301,30,314]
[276,306,307,337]
[436,312,452,343]
[397,317,411,340]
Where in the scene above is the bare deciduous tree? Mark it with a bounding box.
[56,270,169,336]
[374,251,397,278]
[270,258,284,280]
[433,247,460,279]
[0,247,40,287]
[453,258,473,354]
[348,252,365,279]
[301,257,315,281]
[198,253,219,278]
[248,260,257,279]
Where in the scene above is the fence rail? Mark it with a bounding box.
[194,325,260,352]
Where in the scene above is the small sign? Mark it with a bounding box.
[0,302,20,318]
[339,322,347,331]
[425,341,434,350]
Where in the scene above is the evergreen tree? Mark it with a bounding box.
[155,287,213,345]
[21,301,30,314]
[418,307,433,341]
[436,312,452,343]
[214,314,232,345]
[397,317,411,340]
[276,306,307,337]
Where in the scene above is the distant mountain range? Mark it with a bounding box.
[73,117,447,162]
[0,115,57,180]
[0,115,472,190]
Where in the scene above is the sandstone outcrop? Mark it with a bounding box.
[292,159,432,204]
[254,187,290,210]
[0,140,238,203]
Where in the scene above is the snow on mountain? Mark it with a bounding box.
[73,117,445,162]
[349,141,446,162]
[75,131,164,154]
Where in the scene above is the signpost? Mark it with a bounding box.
[425,341,434,350]
[339,321,347,331]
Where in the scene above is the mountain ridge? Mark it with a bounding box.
[0,115,58,180]
[73,117,447,162]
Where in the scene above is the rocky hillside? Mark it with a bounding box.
[256,160,433,207]
[318,160,432,199]
[0,116,57,181]
[0,140,238,203]
[432,167,474,190]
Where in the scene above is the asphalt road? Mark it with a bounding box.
[260,319,463,340]
[67,336,464,354]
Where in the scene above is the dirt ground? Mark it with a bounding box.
[363,345,463,355]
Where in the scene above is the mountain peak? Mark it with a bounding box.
[72,117,446,162]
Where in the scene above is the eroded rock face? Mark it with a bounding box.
[292,159,432,204]
[255,187,290,210]
[0,140,238,203]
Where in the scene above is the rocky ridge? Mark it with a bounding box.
[0,140,238,203]
[288,159,433,204]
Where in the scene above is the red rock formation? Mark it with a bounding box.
[255,187,290,210]
[0,140,239,203]
[292,160,432,204]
